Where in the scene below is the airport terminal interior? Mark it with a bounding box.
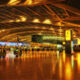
[0,0,80,80]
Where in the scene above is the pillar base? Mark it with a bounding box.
[65,41,71,54]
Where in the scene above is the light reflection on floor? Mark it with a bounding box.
[0,50,80,80]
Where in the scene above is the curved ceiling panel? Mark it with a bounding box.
[0,0,80,42]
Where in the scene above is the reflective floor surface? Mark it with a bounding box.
[0,50,80,80]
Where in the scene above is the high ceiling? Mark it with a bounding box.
[0,0,80,42]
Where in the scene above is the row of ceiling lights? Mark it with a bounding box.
[0,29,5,33]
[8,16,52,24]
[9,16,27,23]
[1,15,65,27]
[0,28,76,39]
[8,0,43,6]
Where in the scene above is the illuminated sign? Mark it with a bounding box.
[42,36,64,40]
[65,30,72,41]
[0,42,29,46]
[77,39,80,45]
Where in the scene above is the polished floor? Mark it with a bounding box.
[0,50,80,80]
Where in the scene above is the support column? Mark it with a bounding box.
[65,30,73,54]
[65,41,71,54]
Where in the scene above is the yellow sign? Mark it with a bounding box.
[77,39,80,45]
[65,30,72,41]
